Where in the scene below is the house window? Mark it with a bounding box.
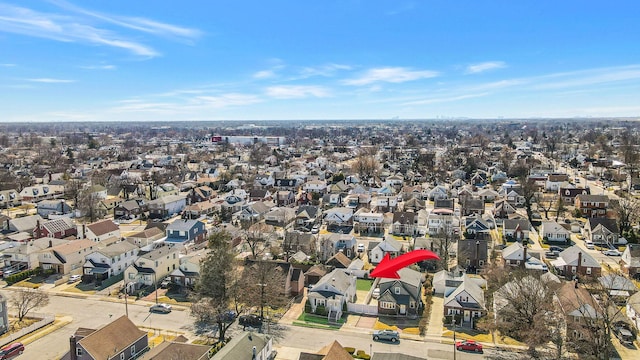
[586,267,592,275]
[131,345,136,355]
[409,301,415,308]
[394,287,401,294]
[479,260,485,266]
[120,353,125,360]
[128,273,135,280]
[380,301,395,309]
[76,348,83,356]
[571,267,577,274]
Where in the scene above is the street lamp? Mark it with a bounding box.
[153,272,158,304]
[452,317,457,360]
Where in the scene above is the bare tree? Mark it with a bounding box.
[241,222,275,260]
[536,193,555,220]
[554,196,566,222]
[240,260,287,318]
[11,288,50,322]
[351,154,379,182]
[610,197,639,236]
[519,175,538,225]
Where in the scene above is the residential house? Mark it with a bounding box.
[34,217,77,239]
[36,199,72,219]
[183,200,219,219]
[502,219,532,242]
[319,233,357,261]
[427,208,458,236]
[79,219,121,243]
[2,237,68,271]
[83,241,139,283]
[502,188,525,207]
[295,205,320,229]
[369,237,404,265]
[98,197,124,218]
[38,239,96,275]
[377,268,424,317]
[583,218,620,246]
[501,242,548,272]
[575,194,609,218]
[147,194,187,220]
[125,227,166,250]
[276,190,296,207]
[463,216,491,240]
[477,188,500,202]
[274,178,298,191]
[6,214,43,234]
[297,341,359,360]
[444,276,486,326]
[114,199,146,221]
[546,173,569,192]
[402,197,425,212]
[433,270,486,296]
[66,315,148,360]
[460,198,484,217]
[627,291,640,333]
[598,274,637,297]
[0,294,7,336]
[235,201,271,223]
[555,282,604,347]
[19,184,64,202]
[139,341,210,360]
[352,208,384,234]
[620,244,640,278]
[303,180,327,194]
[371,195,398,212]
[306,269,356,321]
[539,221,571,243]
[559,187,590,204]
[427,186,448,201]
[0,189,20,209]
[326,252,351,269]
[457,239,488,274]
[391,211,416,236]
[156,183,179,198]
[322,207,354,228]
[253,174,275,189]
[551,245,601,278]
[248,188,272,202]
[190,185,216,203]
[492,199,517,219]
[164,219,207,246]
[283,232,317,258]
[264,207,296,227]
[124,245,180,293]
[210,331,273,360]
[304,264,329,287]
[169,252,206,287]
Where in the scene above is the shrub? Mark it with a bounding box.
[344,347,355,354]
[304,300,312,313]
[315,304,327,316]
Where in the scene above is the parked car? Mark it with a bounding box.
[456,340,483,352]
[0,342,24,359]
[603,249,622,256]
[311,225,320,234]
[585,240,595,250]
[357,243,365,253]
[372,288,380,299]
[149,303,172,314]
[160,278,172,289]
[545,251,559,258]
[239,314,263,328]
[615,326,635,346]
[67,274,81,283]
[373,329,399,342]
[549,246,563,253]
[218,310,237,323]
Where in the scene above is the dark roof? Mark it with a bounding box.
[392,211,415,225]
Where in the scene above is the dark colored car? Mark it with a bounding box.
[456,340,483,352]
[238,314,263,328]
[549,246,563,253]
[149,303,172,314]
[0,342,24,359]
[218,310,237,323]
[373,329,399,342]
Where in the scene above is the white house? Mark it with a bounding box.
[539,221,571,243]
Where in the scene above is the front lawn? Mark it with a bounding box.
[356,279,374,291]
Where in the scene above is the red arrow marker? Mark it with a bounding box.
[369,249,440,279]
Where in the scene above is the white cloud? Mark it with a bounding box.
[80,64,116,70]
[298,63,352,78]
[253,70,277,79]
[194,93,262,108]
[466,61,507,74]
[265,85,331,99]
[0,2,200,57]
[0,63,16,67]
[344,67,439,85]
[27,78,75,83]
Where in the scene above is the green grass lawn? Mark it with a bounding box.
[356,279,373,291]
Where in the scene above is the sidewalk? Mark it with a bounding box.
[426,295,444,338]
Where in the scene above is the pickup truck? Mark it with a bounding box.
[373,329,399,342]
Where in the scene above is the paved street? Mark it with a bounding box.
[0,289,195,359]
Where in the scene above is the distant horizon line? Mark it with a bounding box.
[1,116,639,124]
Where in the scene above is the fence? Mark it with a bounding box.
[347,303,378,316]
[0,313,55,347]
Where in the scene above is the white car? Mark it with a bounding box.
[372,288,380,299]
[357,243,365,252]
[603,249,621,256]
[67,274,81,283]
[311,225,320,234]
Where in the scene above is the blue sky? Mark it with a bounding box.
[1,1,640,122]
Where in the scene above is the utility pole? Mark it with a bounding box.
[453,318,457,360]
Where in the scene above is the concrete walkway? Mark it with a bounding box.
[426,294,444,338]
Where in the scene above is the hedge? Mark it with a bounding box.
[6,267,43,285]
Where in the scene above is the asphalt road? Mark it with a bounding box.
[0,291,195,359]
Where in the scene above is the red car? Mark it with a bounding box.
[0,342,24,359]
[456,340,483,353]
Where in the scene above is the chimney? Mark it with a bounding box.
[475,240,480,264]
[36,219,41,238]
[522,242,527,268]
[252,346,257,360]
[577,251,583,277]
[83,224,86,239]
[69,335,78,360]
